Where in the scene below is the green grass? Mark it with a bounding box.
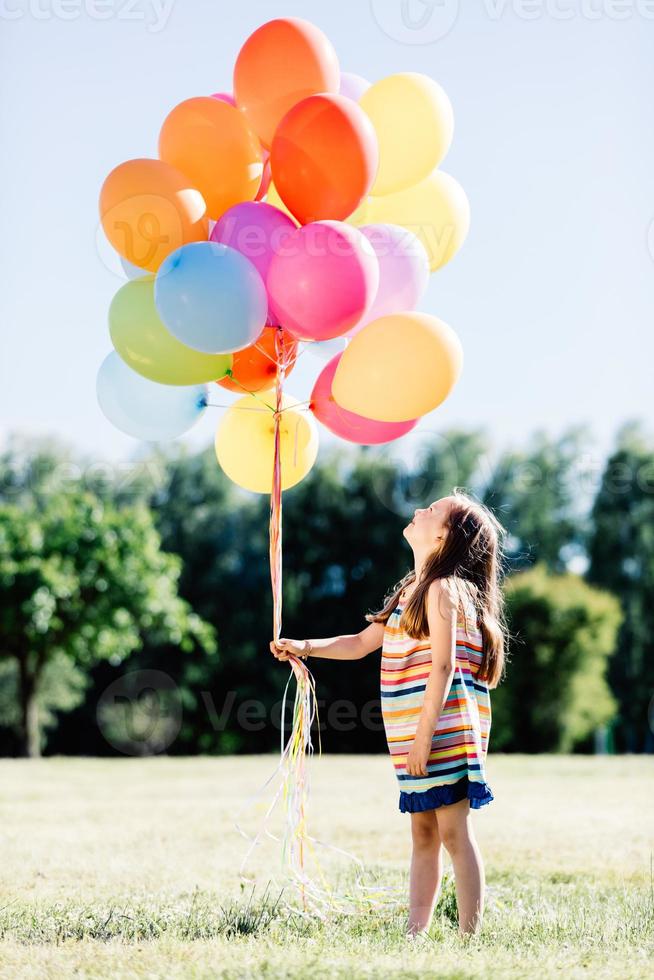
[0,755,651,978]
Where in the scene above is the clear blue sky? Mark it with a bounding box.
[1,0,653,469]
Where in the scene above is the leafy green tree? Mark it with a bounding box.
[0,490,215,756]
[0,652,87,754]
[492,564,621,752]
[144,446,277,753]
[586,421,654,751]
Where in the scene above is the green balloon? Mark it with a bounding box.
[109,276,232,385]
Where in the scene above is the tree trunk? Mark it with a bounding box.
[18,655,41,758]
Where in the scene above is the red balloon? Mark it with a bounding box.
[310,352,418,445]
[271,94,378,224]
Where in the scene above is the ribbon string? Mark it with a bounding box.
[231,326,404,918]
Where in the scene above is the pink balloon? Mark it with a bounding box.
[267,221,379,341]
[346,224,430,338]
[211,202,297,324]
[311,352,418,445]
[211,91,236,106]
[339,71,371,102]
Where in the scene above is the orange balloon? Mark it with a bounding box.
[233,17,340,148]
[159,97,262,220]
[270,94,378,224]
[217,325,298,393]
[99,158,208,273]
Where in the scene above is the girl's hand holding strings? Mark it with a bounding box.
[269,638,310,662]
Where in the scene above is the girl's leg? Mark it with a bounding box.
[407,810,443,935]
[436,798,485,935]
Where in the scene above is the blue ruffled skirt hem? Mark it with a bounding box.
[399,776,494,814]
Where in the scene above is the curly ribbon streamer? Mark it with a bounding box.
[231,327,405,919]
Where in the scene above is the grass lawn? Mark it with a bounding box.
[0,754,651,978]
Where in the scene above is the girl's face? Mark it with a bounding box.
[403,497,452,550]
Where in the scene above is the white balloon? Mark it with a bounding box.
[339,71,371,102]
[120,255,148,280]
[97,352,208,441]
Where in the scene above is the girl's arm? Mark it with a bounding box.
[270,621,384,662]
[406,579,458,777]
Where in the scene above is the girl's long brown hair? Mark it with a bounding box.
[365,489,509,688]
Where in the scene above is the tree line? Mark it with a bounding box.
[0,419,652,758]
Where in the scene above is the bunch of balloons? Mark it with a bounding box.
[97,16,469,496]
[97,16,471,911]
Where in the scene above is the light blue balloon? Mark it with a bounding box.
[154,241,267,355]
[96,352,207,441]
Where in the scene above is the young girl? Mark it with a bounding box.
[270,489,507,937]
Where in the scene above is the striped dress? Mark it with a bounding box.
[380,583,494,813]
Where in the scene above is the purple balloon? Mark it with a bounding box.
[346,224,430,338]
[339,72,371,102]
[211,202,297,324]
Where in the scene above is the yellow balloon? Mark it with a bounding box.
[359,73,453,196]
[109,276,232,385]
[350,171,470,272]
[331,312,463,422]
[215,390,319,493]
[263,180,296,221]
